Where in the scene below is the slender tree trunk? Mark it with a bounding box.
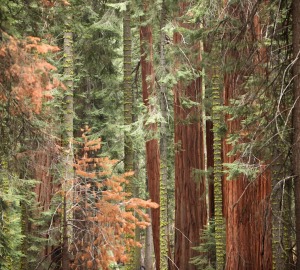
[123,4,136,269]
[173,3,207,269]
[61,7,74,270]
[62,196,69,270]
[145,210,155,270]
[271,155,286,270]
[206,119,215,220]
[292,0,300,268]
[20,201,29,270]
[123,0,133,176]
[212,73,225,270]
[140,3,161,269]
[271,144,293,269]
[159,1,168,269]
[283,180,294,269]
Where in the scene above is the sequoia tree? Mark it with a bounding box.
[173,2,207,269]
[140,3,161,268]
[221,1,272,269]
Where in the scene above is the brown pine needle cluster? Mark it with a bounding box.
[70,128,159,269]
[0,32,61,115]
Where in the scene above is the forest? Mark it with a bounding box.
[0,0,299,269]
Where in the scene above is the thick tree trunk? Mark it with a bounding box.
[292,0,300,268]
[220,2,272,269]
[173,4,207,268]
[222,59,272,270]
[174,77,206,269]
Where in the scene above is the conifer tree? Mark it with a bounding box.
[159,1,169,269]
[173,2,207,269]
[61,4,74,268]
[212,73,225,270]
[221,1,272,269]
[123,2,137,268]
[140,2,161,269]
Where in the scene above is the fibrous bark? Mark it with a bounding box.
[140,9,161,268]
[218,2,273,269]
[173,3,207,269]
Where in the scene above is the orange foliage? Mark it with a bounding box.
[0,32,61,114]
[70,128,159,269]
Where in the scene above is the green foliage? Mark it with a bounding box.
[190,220,216,270]
[0,168,49,270]
[0,0,42,37]
[192,167,213,184]
[224,161,259,181]
[70,1,124,158]
[106,2,129,12]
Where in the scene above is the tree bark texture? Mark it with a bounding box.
[140,17,161,270]
[159,1,169,269]
[222,58,272,270]
[173,3,207,269]
[220,2,272,269]
[223,123,272,270]
[212,74,226,270]
[222,59,272,270]
[123,5,136,269]
[61,8,74,269]
[34,150,54,211]
[174,79,206,270]
[271,145,293,269]
[145,210,155,270]
[123,6,133,177]
[292,0,300,268]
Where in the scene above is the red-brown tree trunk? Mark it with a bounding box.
[222,107,272,269]
[140,16,161,270]
[222,2,272,269]
[174,79,207,270]
[173,3,207,269]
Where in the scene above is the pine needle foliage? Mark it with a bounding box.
[0,31,60,115]
[190,219,216,270]
[70,127,159,269]
[0,167,49,270]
